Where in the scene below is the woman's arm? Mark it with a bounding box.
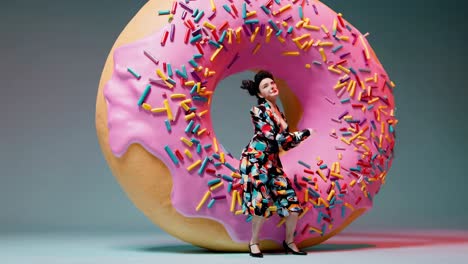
[250,106,311,151]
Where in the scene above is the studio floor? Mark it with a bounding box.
[2,229,467,264]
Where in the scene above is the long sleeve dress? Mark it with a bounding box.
[239,98,310,218]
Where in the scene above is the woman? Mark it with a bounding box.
[239,70,313,257]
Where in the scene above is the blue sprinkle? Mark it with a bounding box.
[164,145,179,165]
[207,199,215,208]
[341,206,346,218]
[185,120,194,133]
[198,157,209,175]
[127,67,141,79]
[242,2,247,19]
[167,78,176,85]
[319,164,328,169]
[190,34,202,43]
[192,124,201,133]
[219,30,227,43]
[196,144,202,154]
[260,5,270,14]
[224,162,237,172]
[227,182,233,193]
[193,54,203,59]
[340,98,351,104]
[137,84,151,106]
[332,45,343,53]
[298,6,304,19]
[298,160,311,169]
[167,64,173,77]
[208,179,221,186]
[287,26,293,34]
[275,29,283,36]
[245,19,259,24]
[209,40,221,48]
[222,175,234,182]
[194,10,204,23]
[321,224,326,236]
[164,119,171,132]
[268,19,279,31]
[203,144,212,150]
[246,215,253,222]
[188,59,198,68]
[222,4,231,13]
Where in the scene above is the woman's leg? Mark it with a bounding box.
[284,212,300,251]
[250,215,265,253]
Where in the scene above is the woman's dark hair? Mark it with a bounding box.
[240,70,274,100]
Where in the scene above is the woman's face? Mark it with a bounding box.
[257,78,279,102]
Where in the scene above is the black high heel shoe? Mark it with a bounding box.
[249,243,263,258]
[283,240,307,255]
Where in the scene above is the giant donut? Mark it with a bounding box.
[96,0,397,251]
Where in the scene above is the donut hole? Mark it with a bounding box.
[210,70,302,158]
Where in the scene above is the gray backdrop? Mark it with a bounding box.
[1,0,467,234]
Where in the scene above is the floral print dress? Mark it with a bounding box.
[239,98,310,218]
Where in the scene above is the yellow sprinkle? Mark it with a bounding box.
[333,19,337,33]
[360,35,370,60]
[337,65,350,74]
[298,207,310,219]
[184,149,192,159]
[151,107,166,113]
[318,197,329,207]
[268,206,277,212]
[210,46,222,62]
[278,4,292,13]
[276,218,286,227]
[281,21,288,27]
[276,36,286,43]
[231,172,241,179]
[220,152,225,163]
[235,210,243,215]
[340,137,351,145]
[210,181,224,191]
[227,28,233,44]
[295,20,304,28]
[210,0,216,11]
[230,190,237,212]
[327,190,335,201]
[198,109,208,117]
[303,24,320,30]
[156,69,167,80]
[300,41,308,50]
[250,26,260,42]
[293,34,310,42]
[180,102,190,111]
[321,24,329,34]
[203,21,216,30]
[196,191,211,211]
[309,227,322,234]
[319,48,326,62]
[246,11,257,17]
[266,26,273,43]
[252,43,262,54]
[185,112,196,121]
[142,103,151,111]
[319,41,334,47]
[344,203,355,211]
[235,27,242,43]
[368,97,380,104]
[213,137,219,153]
[316,169,327,182]
[170,94,186,99]
[236,190,242,206]
[163,99,173,121]
[187,159,202,171]
[197,128,207,136]
[328,65,341,74]
[305,64,311,69]
[350,179,357,187]
[282,51,300,56]
[181,137,193,147]
[184,80,195,86]
[338,35,350,41]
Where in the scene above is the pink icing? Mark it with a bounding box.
[104,0,396,244]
